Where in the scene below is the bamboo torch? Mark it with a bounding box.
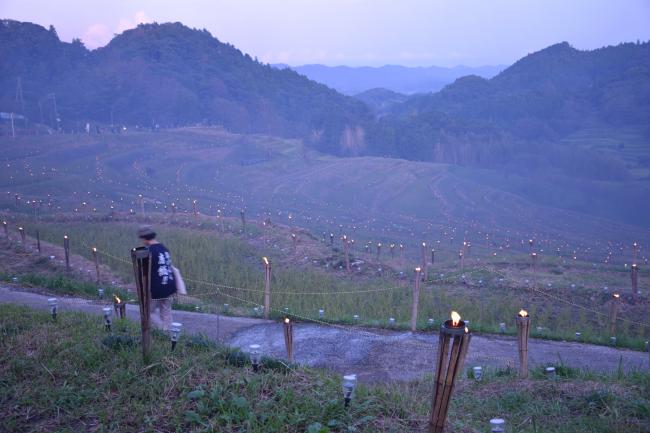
[516,309,530,378]
[428,311,471,433]
[421,242,428,281]
[343,235,350,274]
[283,317,294,363]
[609,293,621,335]
[411,267,422,331]
[92,247,100,283]
[36,229,41,253]
[263,257,271,319]
[631,264,639,301]
[63,235,70,272]
[18,226,25,243]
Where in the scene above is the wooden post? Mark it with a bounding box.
[343,235,350,274]
[516,310,530,378]
[428,312,471,433]
[263,257,271,319]
[631,264,639,301]
[609,293,621,335]
[421,242,428,281]
[411,267,422,331]
[92,247,100,283]
[283,317,294,363]
[131,247,152,363]
[36,230,41,253]
[18,227,25,243]
[63,235,70,272]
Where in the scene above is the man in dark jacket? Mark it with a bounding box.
[138,225,176,330]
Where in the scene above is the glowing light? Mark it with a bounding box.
[451,311,461,327]
[518,309,528,317]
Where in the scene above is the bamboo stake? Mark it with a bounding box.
[18,226,25,243]
[92,247,100,283]
[2,221,7,237]
[263,257,271,319]
[63,235,70,272]
[283,317,294,363]
[343,235,350,274]
[609,293,621,335]
[36,230,41,253]
[411,267,422,331]
[516,310,530,378]
[421,242,428,281]
[631,264,639,301]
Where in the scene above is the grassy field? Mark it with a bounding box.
[3,219,649,351]
[1,304,649,432]
[0,128,648,265]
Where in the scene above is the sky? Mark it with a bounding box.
[2,0,650,67]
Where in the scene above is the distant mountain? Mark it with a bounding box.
[353,88,409,114]
[273,64,505,95]
[367,41,650,179]
[0,20,370,154]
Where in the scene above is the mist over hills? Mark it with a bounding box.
[0,19,370,153]
[272,63,505,95]
[1,19,649,186]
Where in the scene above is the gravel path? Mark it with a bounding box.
[2,285,648,382]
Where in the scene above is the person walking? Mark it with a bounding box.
[138,225,176,330]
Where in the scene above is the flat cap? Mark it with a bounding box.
[137,225,155,238]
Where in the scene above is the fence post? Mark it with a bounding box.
[131,247,152,363]
[263,257,271,319]
[92,247,100,283]
[411,267,422,331]
[63,235,70,271]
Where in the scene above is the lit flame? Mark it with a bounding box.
[92,247,97,252]
[64,235,68,239]
[114,295,122,304]
[284,317,290,324]
[415,267,421,272]
[451,311,461,327]
[518,309,528,317]
[613,293,620,298]
[262,257,269,265]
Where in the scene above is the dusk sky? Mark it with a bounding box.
[2,0,650,67]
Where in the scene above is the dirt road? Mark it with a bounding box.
[1,284,648,382]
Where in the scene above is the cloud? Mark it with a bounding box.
[82,11,153,48]
[116,11,153,34]
[82,23,112,48]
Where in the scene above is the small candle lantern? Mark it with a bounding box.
[318,309,325,319]
[473,366,483,381]
[18,226,25,243]
[516,309,530,378]
[575,332,581,341]
[499,322,506,333]
[428,318,435,327]
[48,298,58,320]
[113,295,126,319]
[249,344,262,372]
[353,314,359,323]
[610,336,617,347]
[545,366,556,378]
[283,317,294,362]
[223,303,229,313]
[489,418,505,433]
[170,322,182,351]
[98,288,104,299]
[428,311,472,433]
[342,374,357,408]
[102,306,112,331]
[388,317,396,327]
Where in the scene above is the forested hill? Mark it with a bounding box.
[0,20,371,154]
[369,41,650,168]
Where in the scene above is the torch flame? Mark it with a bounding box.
[518,309,528,317]
[262,256,269,265]
[451,311,461,326]
[92,247,97,252]
[613,293,620,298]
[415,267,421,272]
[114,295,121,304]
[284,317,290,324]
